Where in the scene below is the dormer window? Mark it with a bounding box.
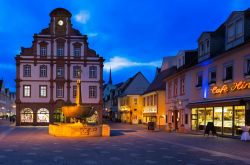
[236,19,243,38]
[227,24,235,42]
[206,40,210,53]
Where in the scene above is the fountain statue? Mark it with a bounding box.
[48,76,110,137]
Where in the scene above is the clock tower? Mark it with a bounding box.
[49,8,72,36]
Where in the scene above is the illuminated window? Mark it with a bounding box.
[21,108,33,123]
[40,65,47,77]
[37,108,49,123]
[23,65,31,77]
[23,85,31,97]
[39,85,47,97]
[89,66,97,78]
[89,86,97,98]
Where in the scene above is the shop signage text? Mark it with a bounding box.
[211,81,250,95]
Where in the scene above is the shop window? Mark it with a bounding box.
[191,108,197,130]
[223,106,233,135]
[37,108,49,123]
[214,107,222,134]
[198,108,205,130]
[23,65,31,77]
[223,63,233,81]
[234,106,246,135]
[21,108,33,123]
[40,65,47,77]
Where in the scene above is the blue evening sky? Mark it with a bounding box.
[0,0,249,91]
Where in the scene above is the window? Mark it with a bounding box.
[40,46,47,56]
[245,59,250,76]
[23,85,31,97]
[56,85,63,98]
[89,66,97,78]
[37,108,49,123]
[23,65,31,77]
[74,47,81,57]
[200,42,204,56]
[180,77,185,95]
[227,24,235,42]
[224,64,233,81]
[236,19,243,38]
[21,108,33,123]
[89,86,97,98]
[56,66,64,78]
[57,43,64,56]
[134,98,137,105]
[209,69,216,84]
[40,65,47,77]
[39,85,47,97]
[73,66,81,78]
[73,85,77,98]
[143,97,145,106]
[168,82,172,99]
[174,79,178,96]
[196,73,202,87]
[153,94,157,106]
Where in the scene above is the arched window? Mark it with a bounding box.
[21,108,33,123]
[37,108,50,123]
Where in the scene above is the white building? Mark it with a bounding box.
[15,8,104,126]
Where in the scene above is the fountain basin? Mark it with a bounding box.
[49,123,110,137]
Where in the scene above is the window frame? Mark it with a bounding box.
[196,72,203,88]
[89,86,97,98]
[89,66,97,78]
[23,65,31,77]
[223,62,233,82]
[73,66,81,78]
[56,66,64,78]
[23,85,31,97]
[39,85,47,98]
[39,65,47,77]
[56,84,64,98]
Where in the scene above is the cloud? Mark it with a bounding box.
[87,32,98,37]
[0,63,15,70]
[104,56,161,72]
[74,10,90,24]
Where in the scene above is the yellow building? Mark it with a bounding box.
[142,67,176,129]
[118,72,150,124]
[119,95,143,124]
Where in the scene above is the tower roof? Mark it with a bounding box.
[49,8,72,17]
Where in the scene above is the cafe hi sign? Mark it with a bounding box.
[211,81,250,95]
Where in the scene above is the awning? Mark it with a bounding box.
[187,98,247,108]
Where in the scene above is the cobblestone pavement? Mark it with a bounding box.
[0,122,250,165]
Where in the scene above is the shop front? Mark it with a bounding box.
[189,100,248,136]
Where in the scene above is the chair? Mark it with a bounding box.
[241,126,250,141]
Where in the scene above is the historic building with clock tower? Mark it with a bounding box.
[15,8,104,126]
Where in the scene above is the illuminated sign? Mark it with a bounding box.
[211,81,250,95]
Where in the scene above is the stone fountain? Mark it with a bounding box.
[48,79,110,137]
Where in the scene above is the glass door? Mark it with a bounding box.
[214,107,222,135]
[223,106,233,135]
[234,106,245,136]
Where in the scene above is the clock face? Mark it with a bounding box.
[58,20,64,26]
